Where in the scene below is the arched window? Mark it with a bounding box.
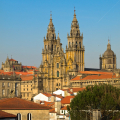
[57,63,59,68]
[79,42,81,48]
[72,42,73,47]
[45,45,47,49]
[52,44,53,51]
[17,113,21,120]
[27,113,32,120]
[57,71,59,77]
[56,83,58,86]
[76,41,77,48]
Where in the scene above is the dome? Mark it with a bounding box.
[103,49,115,57]
[103,41,115,57]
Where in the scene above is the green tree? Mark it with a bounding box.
[67,84,120,120]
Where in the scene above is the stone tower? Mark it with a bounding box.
[37,10,85,94]
[66,10,85,71]
[99,40,116,71]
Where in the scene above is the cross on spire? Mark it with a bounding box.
[108,39,110,44]
[74,7,76,13]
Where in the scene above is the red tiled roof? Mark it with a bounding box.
[53,94,63,99]
[61,96,74,104]
[69,88,86,92]
[61,106,67,110]
[49,108,56,113]
[0,98,51,110]
[42,93,52,97]
[79,71,114,75]
[20,75,33,81]
[22,66,37,69]
[9,59,17,61]
[0,110,16,118]
[42,101,54,107]
[71,74,118,81]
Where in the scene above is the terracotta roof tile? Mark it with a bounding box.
[22,66,37,69]
[61,96,74,104]
[9,59,17,61]
[71,74,118,81]
[20,75,33,81]
[41,101,54,107]
[79,71,114,75]
[49,108,56,113]
[0,98,51,110]
[61,106,67,110]
[42,93,52,97]
[69,88,86,92]
[0,110,16,118]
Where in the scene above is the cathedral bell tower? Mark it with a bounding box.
[66,9,85,71]
[42,13,57,63]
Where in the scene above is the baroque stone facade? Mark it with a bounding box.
[38,10,85,93]
[1,56,22,72]
[99,40,116,71]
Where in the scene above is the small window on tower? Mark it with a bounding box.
[76,41,77,48]
[79,42,81,48]
[57,63,59,68]
[57,71,59,77]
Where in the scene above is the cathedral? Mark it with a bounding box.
[38,10,85,93]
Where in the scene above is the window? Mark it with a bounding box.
[15,89,18,97]
[15,83,18,88]
[27,113,32,120]
[69,42,70,47]
[48,45,49,50]
[27,88,28,91]
[55,45,56,50]
[57,63,59,68]
[56,88,58,90]
[79,42,81,48]
[17,113,21,120]
[59,83,60,86]
[8,82,10,87]
[27,93,29,97]
[7,89,9,95]
[72,42,73,47]
[31,88,32,91]
[2,82,5,87]
[57,71,59,77]
[2,89,5,96]
[76,41,77,48]
[57,47,59,51]
[56,83,58,86]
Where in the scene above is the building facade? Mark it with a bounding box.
[0,74,21,99]
[38,10,85,93]
[99,40,116,71]
[1,57,22,72]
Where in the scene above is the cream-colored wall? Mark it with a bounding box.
[2,109,49,120]
[21,81,32,100]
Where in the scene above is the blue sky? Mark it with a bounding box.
[0,0,120,68]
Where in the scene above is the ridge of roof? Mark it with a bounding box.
[0,97,51,110]
[71,74,118,81]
